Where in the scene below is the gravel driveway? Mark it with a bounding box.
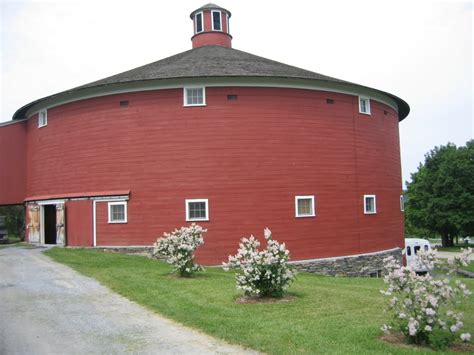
[0,246,257,354]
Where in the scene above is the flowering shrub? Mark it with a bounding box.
[222,228,297,297]
[153,224,206,277]
[381,247,472,349]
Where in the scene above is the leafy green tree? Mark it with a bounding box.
[0,205,25,240]
[405,140,474,247]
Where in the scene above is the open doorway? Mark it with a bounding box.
[43,205,56,244]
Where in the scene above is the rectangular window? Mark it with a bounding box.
[400,195,405,212]
[186,199,209,221]
[195,12,203,33]
[212,10,222,31]
[359,96,371,115]
[226,13,230,33]
[364,195,376,214]
[108,201,127,223]
[38,109,48,127]
[184,87,206,106]
[295,195,315,217]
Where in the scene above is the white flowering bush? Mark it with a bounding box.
[222,228,297,297]
[381,247,472,349]
[153,224,206,277]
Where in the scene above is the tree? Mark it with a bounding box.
[405,140,474,247]
[0,205,25,240]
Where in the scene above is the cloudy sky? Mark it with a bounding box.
[1,0,472,185]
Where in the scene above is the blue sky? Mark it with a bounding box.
[1,0,472,185]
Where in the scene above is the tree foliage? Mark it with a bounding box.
[405,140,474,246]
[0,205,25,240]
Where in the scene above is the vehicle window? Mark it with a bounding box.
[414,246,421,255]
[424,245,429,251]
[406,246,411,256]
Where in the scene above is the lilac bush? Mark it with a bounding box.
[381,247,472,349]
[222,228,297,297]
[153,224,206,277]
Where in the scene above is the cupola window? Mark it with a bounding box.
[195,12,203,33]
[212,10,222,31]
[184,87,206,106]
[364,195,377,214]
[359,96,371,115]
[38,109,47,128]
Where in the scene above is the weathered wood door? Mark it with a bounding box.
[28,204,40,243]
[56,203,66,245]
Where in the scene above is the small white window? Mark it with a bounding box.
[184,87,206,106]
[226,13,230,34]
[359,96,371,115]
[212,10,222,31]
[364,195,376,214]
[195,12,203,33]
[295,195,315,218]
[400,195,405,212]
[186,199,209,221]
[38,109,48,127]
[108,201,127,223]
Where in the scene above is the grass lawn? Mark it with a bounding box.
[0,237,27,248]
[44,248,474,354]
[435,245,474,252]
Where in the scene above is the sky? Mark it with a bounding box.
[1,0,472,186]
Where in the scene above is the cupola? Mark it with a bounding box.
[190,3,232,48]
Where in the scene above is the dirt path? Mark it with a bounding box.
[0,247,257,354]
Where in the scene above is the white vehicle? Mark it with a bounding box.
[404,238,432,273]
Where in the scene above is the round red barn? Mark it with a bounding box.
[0,3,410,275]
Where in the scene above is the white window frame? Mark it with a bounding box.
[400,195,405,212]
[211,10,222,31]
[183,87,206,107]
[108,201,128,223]
[185,199,209,222]
[295,195,316,218]
[38,109,48,128]
[195,11,204,34]
[226,13,230,34]
[364,195,377,214]
[358,96,371,115]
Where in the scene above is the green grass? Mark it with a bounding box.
[435,245,474,252]
[44,248,474,354]
[0,237,27,248]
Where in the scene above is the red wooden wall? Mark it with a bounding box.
[0,121,27,205]
[18,86,403,264]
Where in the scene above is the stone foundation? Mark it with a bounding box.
[290,248,402,277]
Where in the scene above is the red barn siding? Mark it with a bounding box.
[66,200,93,246]
[23,87,404,264]
[0,121,27,205]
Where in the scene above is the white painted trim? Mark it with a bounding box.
[195,11,204,34]
[37,199,66,206]
[0,118,28,127]
[93,200,97,246]
[358,96,371,115]
[183,86,206,107]
[108,201,128,223]
[288,247,401,264]
[38,109,48,127]
[211,10,222,31]
[400,195,405,212]
[295,195,316,218]
[364,194,377,214]
[24,78,399,120]
[185,198,209,222]
[226,13,229,34]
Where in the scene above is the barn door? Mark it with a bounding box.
[28,204,40,243]
[56,203,66,245]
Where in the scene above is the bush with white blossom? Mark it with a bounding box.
[381,247,472,349]
[153,224,206,277]
[222,228,297,297]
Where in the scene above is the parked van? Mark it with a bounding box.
[404,238,432,273]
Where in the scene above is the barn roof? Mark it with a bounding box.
[12,45,410,120]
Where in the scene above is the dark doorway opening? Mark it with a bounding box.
[44,205,56,244]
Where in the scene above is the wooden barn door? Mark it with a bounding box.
[56,203,66,246]
[27,204,40,243]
